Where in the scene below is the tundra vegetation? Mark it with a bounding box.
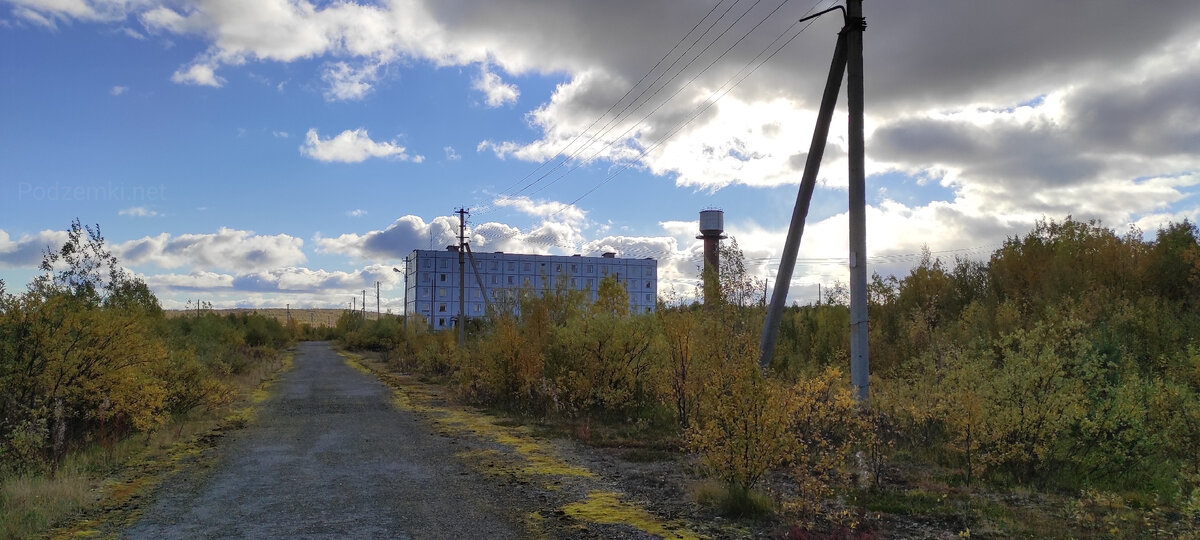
[339,217,1200,536]
[0,219,296,538]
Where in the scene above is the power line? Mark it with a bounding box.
[526,0,809,200]
[480,0,737,211]
[553,0,831,211]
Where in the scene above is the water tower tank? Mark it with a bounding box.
[699,209,724,237]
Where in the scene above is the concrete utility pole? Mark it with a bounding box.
[376,281,380,320]
[759,1,870,404]
[760,10,849,369]
[361,289,366,322]
[455,207,468,347]
[847,0,869,403]
[395,260,408,332]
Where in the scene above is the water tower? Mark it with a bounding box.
[697,209,727,301]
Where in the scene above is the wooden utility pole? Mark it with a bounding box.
[847,0,869,403]
[376,281,380,320]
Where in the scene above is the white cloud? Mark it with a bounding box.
[443,145,460,161]
[118,206,159,217]
[272,130,289,138]
[347,209,367,217]
[116,228,306,273]
[110,85,128,96]
[0,229,69,268]
[321,61,380,101]
[12,6,56,28]
[493,195,585,225]
[300,128,422,163]
[170,62,223,87]
[473,64,519,107]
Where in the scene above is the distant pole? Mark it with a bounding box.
[847,0,869,404]
[361,289,366,322]
[456,207,468,347]
[286,303,290,324]
[397,259,409,332]
[376,281,380,320]
[759,26,849,369]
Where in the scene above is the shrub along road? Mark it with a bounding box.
[123,341,519,538]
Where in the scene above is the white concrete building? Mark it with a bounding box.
[403,248,658,330]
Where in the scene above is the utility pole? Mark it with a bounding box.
[455,207,468,347]
[395,259,409,332]
[847,0,869,404]
[760,6,849,369]
[403,256,409,331]
[286,303,290,324]
[376,281,380,320]
[361,289,366,322]
[758,2,869,404]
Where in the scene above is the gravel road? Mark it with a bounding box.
[124,341,520,539]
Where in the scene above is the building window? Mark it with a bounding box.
[507,275,515,285]
[439,259,448,269]
[439,289,447,297]
[523,262,531,271]
[490,261,498,270]
[555,263,562,272]
[422,259,431,269]
[507,261,515,271]
[438,304,446,312]
[570,264,577,273]
[571,278,577,287]
[439,318,445,326]
[440,274,446,282]
[646,280,652,289]
[646,293,653,302]
[586,264,593,273]
[473,304,481,313]
[490,275,498,284]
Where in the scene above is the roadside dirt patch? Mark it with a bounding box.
[343,351,728,539]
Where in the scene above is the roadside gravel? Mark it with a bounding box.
[124,341,520,539]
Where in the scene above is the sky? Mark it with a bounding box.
[1,0,1198,312]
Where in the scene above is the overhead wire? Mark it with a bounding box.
[478,0,738,212]
[501,0,753,199]
[554,0,833,211]
[526,0,804,199]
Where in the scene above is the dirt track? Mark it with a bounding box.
[123,341,519,539]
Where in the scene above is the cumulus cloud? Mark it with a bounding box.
[115,228,306,273]
[473,64,519,107]
[321,61,380,101]
[118,206,159,217]
[12,0,1200,298]
[443,145,460,160]
[493,195,585,225]
[300,128,422,163]
[315,215,460,260]
[110,85,128,96]
[170,62,223,87]
[0,229,68,268]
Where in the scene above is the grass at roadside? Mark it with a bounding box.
[0,351,293,540]
[340,348,709,539]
